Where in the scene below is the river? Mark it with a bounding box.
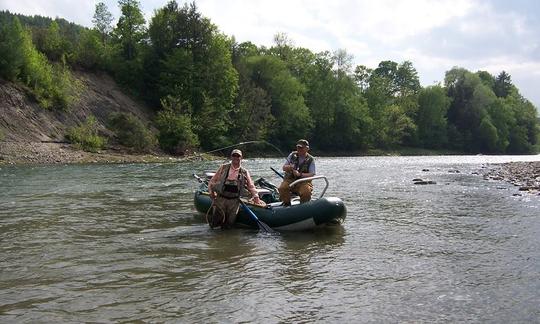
[1,155,539,323]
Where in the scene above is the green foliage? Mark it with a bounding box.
[114,0,146,60]
[147,1,238,149]
[21,25,78,109]
[0,17,25,81]
[416,86,450,148]
[111,54,145,93]
[66,116,107,152]
[0,17,78,110]
[74,29,108,70]
[158,47,193,102]
[42,21,63,61]
[2,10,539,155]
[494,71,514,98]
[478,117,498,152]
[93,2,113,44]
[155,96,199,154]
[229,78,273,142]
[377,104,416,148]
[246,55,312,147]
[108,112,156,151]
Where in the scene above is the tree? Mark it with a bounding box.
[272,32,294,61]
[114,0,146,60]
[93,2,114,44]
[445,67,493,151]
[42,21,63,61]
[476,70,495,90]
[494,71,513,98]
[155,95,199,154]
[75,29,107,70]
[108,112,156,151]
[354,65,372,92]
[379,104,416,148]
[0,17,25,80]
[416,85,449,148]
[332,48,354,76]
[146,1,238,149]
[478,116,498,152]
[505,93,539,153]
[365,60,420,148]
[485,99,512,152]
[246,55,312,147]
[16,19,74,109]
[229,78,273,142]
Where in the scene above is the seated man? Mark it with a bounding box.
[278,139,316,206]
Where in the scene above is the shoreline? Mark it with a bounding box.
[483,161,540,195]
[0,141,189,165]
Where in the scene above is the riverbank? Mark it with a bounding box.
[483,161,540,195]
[0,141,187,164]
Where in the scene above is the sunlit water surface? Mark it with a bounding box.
[1,155,539,322]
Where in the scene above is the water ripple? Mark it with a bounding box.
[1,156,539,322]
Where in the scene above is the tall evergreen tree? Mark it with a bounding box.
[494,71,513,98]
[0,17,25,80]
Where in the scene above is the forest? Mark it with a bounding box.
[1,0,539,155]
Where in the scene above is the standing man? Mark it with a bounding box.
[208,149,262,229]
[278,139,316,206]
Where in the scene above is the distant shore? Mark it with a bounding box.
[1,142,539,196]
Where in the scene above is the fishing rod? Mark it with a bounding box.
[197,140,285,159]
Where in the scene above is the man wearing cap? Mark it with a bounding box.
[278,139,316,206]
[208,149,262,228]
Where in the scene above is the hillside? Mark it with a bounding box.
[0,70,176,164]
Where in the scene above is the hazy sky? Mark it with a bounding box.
[1,0,539,109]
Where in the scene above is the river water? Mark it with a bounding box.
[1,155,539,323]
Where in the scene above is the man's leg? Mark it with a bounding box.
[225,199,240,227]
[296,182,313,203]
[210,197,226,228]
[278,179,292,206]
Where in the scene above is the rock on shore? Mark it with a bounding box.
[483,161,540,194]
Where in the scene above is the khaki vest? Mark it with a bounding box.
[285,152,314,180]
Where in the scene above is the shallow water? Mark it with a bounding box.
[1,155,539,322]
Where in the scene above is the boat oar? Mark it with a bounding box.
[193,173,208,190]
[239,199,278,234]
[270,167,284,179]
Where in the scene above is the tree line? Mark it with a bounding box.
[1,1,538,154]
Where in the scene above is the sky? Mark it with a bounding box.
[1,0,539,109]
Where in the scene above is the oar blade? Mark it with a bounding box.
[256,218,278,234]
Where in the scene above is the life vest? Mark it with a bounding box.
[285,152,314,180]
[213,163,249,199]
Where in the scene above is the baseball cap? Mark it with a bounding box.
[296,139,309,148]
[231,149,243,157]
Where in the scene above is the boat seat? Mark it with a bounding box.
[256,188,271,196]
[204,172,215,180]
